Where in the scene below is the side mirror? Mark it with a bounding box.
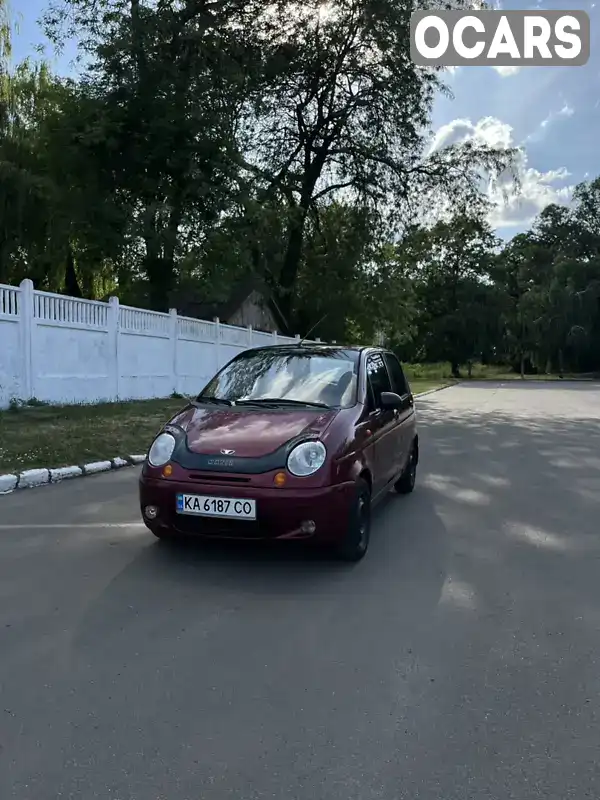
[380,391,403,410]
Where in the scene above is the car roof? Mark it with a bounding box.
[242,343,374,355]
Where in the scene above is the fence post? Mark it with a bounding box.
[170,308,178,395]
[214,317,221,370]
[108,296,120,401]
[247,325,253,348]
[19,279,34,400]
[272,330,279,345]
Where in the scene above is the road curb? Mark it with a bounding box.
[0,454,147,495]
[413,382,458,399]
[0,384,457,496]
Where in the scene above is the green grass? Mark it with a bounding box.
[409,379,452,395]
[404,362,594,382]
[405,362,497,381]
[0,397,187,474]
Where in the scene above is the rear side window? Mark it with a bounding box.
[384,353,409,397]
[366,353,392,409]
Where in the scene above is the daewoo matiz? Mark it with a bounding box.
[139,345,418,561]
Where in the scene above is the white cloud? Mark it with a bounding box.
[430,116,574,229]
[493,65,521,77]
[524,103,574,143]
[431,116,513,151]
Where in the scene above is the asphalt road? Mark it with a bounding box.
[2,381,600,800]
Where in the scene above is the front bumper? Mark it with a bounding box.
[139,476,355,543]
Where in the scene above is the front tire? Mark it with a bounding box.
[336,479,372,562]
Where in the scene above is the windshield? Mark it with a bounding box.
[200,348,359,408]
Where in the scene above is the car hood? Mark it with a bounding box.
[170,405,338,458]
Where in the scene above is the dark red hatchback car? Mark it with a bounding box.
[139,345,418,560]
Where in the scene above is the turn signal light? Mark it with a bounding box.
[274,472,287,487]
[162,464,173,477]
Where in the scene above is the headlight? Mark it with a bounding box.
[287,440,327,477]
[148,432,176,467]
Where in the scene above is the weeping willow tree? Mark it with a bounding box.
[0,0,15,282]
[0,4,125,296]
[0,56,62,286]
[0,0,9,75]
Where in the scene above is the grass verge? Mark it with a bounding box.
[404,362,597,382]
[0,380,450,475]
[409,379,454,395]
[0,398,188,474]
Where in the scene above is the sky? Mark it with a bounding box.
[8,0,600,240]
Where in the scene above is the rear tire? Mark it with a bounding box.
[395,442,417,495]
[336,479,371,562]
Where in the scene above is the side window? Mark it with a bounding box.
[384,353,409,397]
[366,376,376,412]
[366,353,392,409]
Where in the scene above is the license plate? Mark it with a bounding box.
[176,493,256,520]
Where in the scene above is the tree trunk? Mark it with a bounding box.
[277,211,307,324]
[141,203,174,312]
[520,352,525,380]
[276,148,324,324]
[558,348,564,378]
[146,255,175,312]
[64,244,82,297]
[451,361,460,379]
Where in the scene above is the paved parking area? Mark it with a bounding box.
[1,382,600,799]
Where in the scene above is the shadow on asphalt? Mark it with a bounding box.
[70,489,449,662]
[413,397,600,617]
[42,384,600,670]
[79,488,446,590]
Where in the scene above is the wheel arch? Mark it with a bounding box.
[358,467,372,492]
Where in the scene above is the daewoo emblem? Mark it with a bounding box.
[221,449,235,455]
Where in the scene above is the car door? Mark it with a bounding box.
[365,352,397,495]
[383,351,415,477]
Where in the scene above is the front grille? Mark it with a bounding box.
[187,473,251,484]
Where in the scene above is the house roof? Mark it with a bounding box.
[172,275,291,335]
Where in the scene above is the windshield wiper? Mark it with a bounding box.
[235,398,330,409]
[194,396,233,406]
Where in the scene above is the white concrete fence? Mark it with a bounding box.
[0,279,319,409]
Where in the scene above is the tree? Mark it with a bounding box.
[405,213,499,377]
[0,58,127,294]
[239,0,517,326]
[45,0,264,309]
[493,180,600,376]
[492,232,544,377]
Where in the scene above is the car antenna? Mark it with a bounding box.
[298,313,328,346]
